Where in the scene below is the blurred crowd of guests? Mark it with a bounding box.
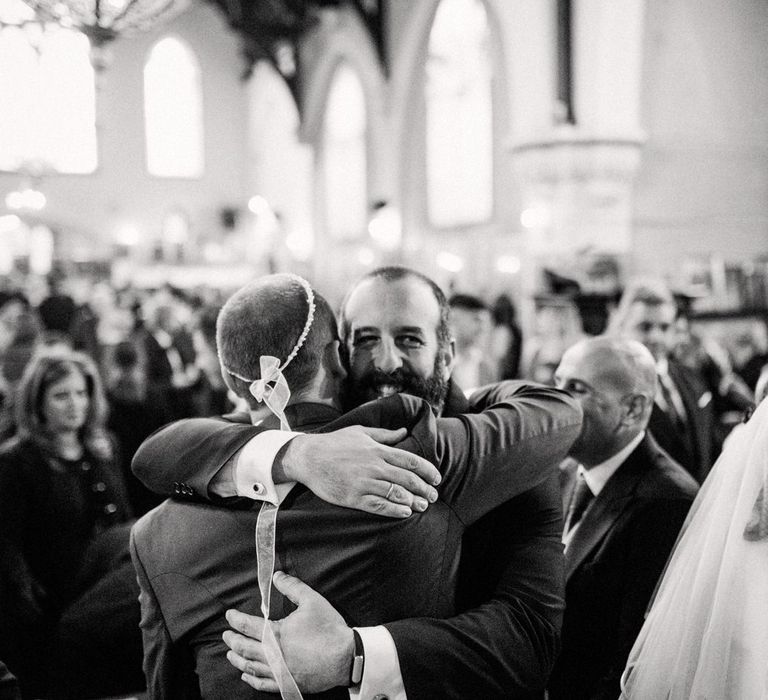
[0,278,237,698]
[447,282,766,477]
[0,271,766,698]
[0,281,236,502]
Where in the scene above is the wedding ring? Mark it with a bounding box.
[385,482,396,501]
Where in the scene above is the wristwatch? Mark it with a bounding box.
[350,629,365,686]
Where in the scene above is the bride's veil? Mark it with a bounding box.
[620,397,768,699]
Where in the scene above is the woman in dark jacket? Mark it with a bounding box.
[0,349,143,699]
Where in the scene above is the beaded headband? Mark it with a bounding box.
[222,274,316,431]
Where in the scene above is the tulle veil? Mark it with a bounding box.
[620,397,768,699]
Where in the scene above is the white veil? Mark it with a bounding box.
[620,397,768,699]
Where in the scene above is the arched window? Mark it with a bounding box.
[144,37,204,178]
[0,0,96,173]
[425,0,493,227]
[322,63,367,240]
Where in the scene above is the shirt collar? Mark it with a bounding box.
[656,356,669,377]
[579,430,645,496]
[250,402,342,432]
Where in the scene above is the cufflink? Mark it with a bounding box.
[253,483,266,495]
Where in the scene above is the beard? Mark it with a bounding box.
[342,355,450,415]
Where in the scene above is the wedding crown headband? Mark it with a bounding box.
[221,274,316,431]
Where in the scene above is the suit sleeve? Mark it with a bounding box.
[405,381,582,524]
[129,525,200,700]
[385,475,565,699]
[588,498,692,700]
[131,418,261,499]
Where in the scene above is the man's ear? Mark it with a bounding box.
[325,340,348,380]
[622,393,650,427]
[441,339,456,381]
[221,366,238,394]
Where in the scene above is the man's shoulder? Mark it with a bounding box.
[131,499,175,550]
[631,438,699,501]
[131,498,257,558]
[327,394,433,432]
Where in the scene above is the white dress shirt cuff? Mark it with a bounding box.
[349,626,406,700]
[234,431,300,505]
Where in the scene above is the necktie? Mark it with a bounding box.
[565,473,594,534]
[658,372,687,432]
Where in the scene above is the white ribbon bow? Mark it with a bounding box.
[249,356,292,431]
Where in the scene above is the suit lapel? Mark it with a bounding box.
[668,362,710,426]
[565,440,649,580]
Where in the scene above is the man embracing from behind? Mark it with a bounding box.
[130,272,582,698]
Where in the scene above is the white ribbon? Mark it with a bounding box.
[249,356,292,431]
[256,503,303,699]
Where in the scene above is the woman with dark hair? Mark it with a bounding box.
[0,349,143,698]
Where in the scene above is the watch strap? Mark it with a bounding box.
[349,628,364,686]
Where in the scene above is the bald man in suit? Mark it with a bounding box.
[548,336,699,700]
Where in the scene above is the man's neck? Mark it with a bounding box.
[248,395,337,425]
[579,430,644,469]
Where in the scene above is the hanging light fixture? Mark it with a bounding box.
[22,0,188,58]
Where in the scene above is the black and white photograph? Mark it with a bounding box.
[0,1,766,698]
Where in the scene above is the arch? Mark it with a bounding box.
[299,7,386,149]
[392,0,510,230]
[144,35,204,178]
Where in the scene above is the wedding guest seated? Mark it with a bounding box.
[0,349,143,699]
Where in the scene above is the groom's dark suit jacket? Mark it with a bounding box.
[548,434,699,700]
[131,382,581,699]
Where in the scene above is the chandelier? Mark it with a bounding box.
[22,0,188,49]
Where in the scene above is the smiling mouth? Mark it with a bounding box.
[373,383,401,398]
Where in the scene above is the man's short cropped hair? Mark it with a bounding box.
[339,266,452,351]
[216,274,337,401]
[448,293,488,312]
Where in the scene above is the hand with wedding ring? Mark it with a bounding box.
[279,426,441,518]
[223,571,352,693]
